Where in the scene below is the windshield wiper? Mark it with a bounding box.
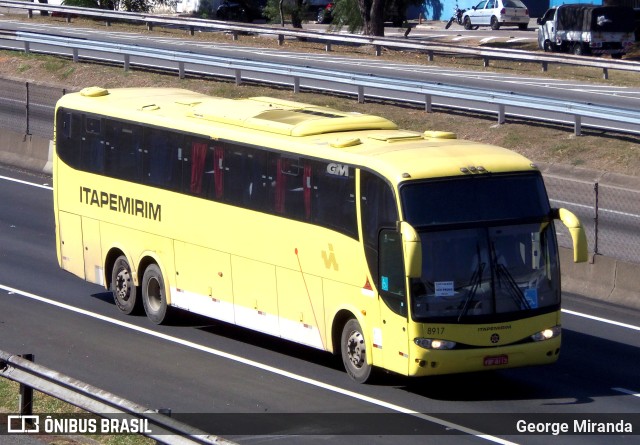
[458,243,485,321]
[491,242,531,310]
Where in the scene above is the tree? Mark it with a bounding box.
[264,0,304,28]
[62,0,164,12]
[332,0,421,36]
[355,0,386,36]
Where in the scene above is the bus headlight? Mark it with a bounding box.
[530,326,561,342]
[414,338,456,350]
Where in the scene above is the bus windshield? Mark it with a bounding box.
[401,174,560,322]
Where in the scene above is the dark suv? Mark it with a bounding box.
[216,0,266,22]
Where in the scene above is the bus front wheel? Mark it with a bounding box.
[142,264,170,324]
[341,319,372,383]
[112,255,139,315]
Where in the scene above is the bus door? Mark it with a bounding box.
[377,229,410,376]
[360,170,409,376]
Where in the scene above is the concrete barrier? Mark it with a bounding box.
[0,128,52,174]
[0,128,639,310]
[559,247,640,310]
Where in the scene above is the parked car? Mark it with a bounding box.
[216,0,266,22]
[537,4,636,58]
[462,0,529,30]
[316,2,334,24]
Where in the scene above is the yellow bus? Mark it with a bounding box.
[53,87,587,382]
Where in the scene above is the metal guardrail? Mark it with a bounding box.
[0,350,236,444]
[1,29,640,136]
[1,0,640,80]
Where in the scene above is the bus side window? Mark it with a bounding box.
[275,156,305,220]
[223,147,253,206]
[80,116,104,174]
[104,120,142,182]
[360,170,401,307]
[56,110,82,168]
[311,160,357,238]
[246,150,272,212]
[144,128,183,192]
[186,139,210,196]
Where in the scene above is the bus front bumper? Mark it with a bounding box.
[408,335,561,377]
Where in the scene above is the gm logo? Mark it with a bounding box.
[327,163,349,176]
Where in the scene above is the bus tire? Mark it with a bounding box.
[341,319,372,383]
[111,255,139,315]
[141,264,170,325]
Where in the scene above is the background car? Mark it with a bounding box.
[216,0,266,22]
[316,2,334,24]
[462,0,529,30]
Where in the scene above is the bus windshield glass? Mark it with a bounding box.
[401,174,560,322]
[400,173,551,227]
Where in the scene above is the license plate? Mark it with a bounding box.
[484,355,508,366]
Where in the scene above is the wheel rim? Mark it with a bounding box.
[115,268,131,302]
[146,276,162,312]
[346,329,365,369]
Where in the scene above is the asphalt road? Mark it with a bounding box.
[1,164,640,444]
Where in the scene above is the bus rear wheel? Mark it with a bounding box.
[112,255,139,315]
[341,319,372,383]
[142,264,170,324]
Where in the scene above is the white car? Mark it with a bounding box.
[462,0,530,30]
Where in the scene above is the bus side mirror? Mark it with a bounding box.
[399,221,422,278]
[553,208,588,263]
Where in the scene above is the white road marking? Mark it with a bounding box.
[0,175,52,190]
[612,387,640,398]
[562,309,640,331]
[0,283,517,445]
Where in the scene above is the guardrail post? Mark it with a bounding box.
[541,62,547,72]
[574,115,582,136]
[24,41,30,54]
[602,68,608,80]
[179,62,185,79]
[425,94,432,113]
[189,26,195,36]
[325,42,332,52]
[293,77,300,94]
[593,182,599,255]
[124,54,130,72]
[28,9,33,18]
[72,48,78,63]
[358,85,364,103]
[147,23,154,31]
[25,82,30,136]
[232,31,239,41]
[18,354,34,418]
[497,104,505,124]
[235,69,242,86]
[427,50,433,62]
[375,45,382,56]
[106,20,111,27]
[483,57,490,67]
[278,35,284,46]
[155,408,171,445]
[66,14,71,23]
